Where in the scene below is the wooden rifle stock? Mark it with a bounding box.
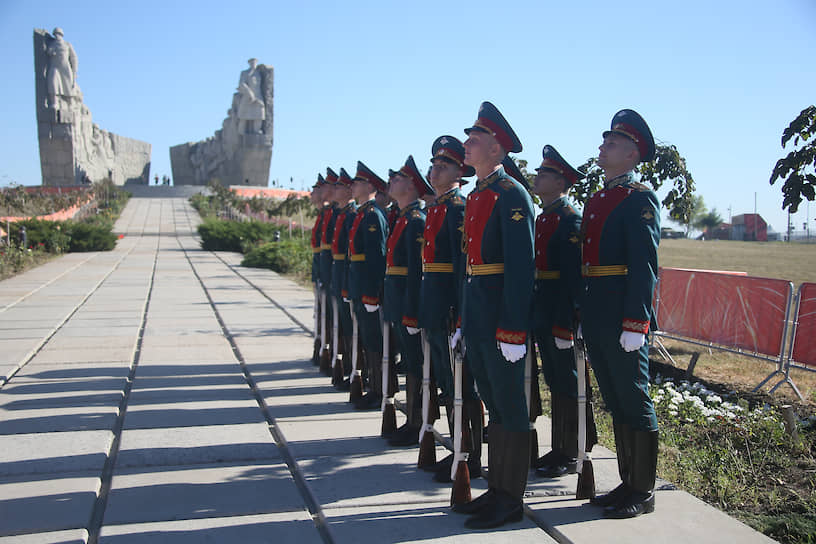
[380,317,397,436]
[418,330,436,467]
[319,289,331,374]
[331,298,344,386]
[525,337,539,465]
[449,333,471,505]
[349,301,363,402]
[312,285,321,365]
[574,328,596,499]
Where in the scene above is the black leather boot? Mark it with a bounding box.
[389,374,420,447]
[465,426,527,529]
[537,393,578,478]
[590,422,631,507]
[452,422,501,515]
[605,429,657,518]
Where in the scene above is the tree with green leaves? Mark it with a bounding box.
[769,105,816,213]
[694,209,723,235]
[570,143,696,224]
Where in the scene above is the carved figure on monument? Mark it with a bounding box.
[237,58,266,134]
[45,28,81,111]
[34,27,151,186]
[170,58,272,186]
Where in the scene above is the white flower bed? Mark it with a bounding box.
[651,375,782,426]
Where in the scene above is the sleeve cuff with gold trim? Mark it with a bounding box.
[622,318,649,334]
[496,328,527,344]
[551,326,574,341]
[402,316,418,328]
[362,295,380,305]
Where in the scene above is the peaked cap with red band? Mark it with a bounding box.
[396,155,434,197]
[464,101,522,154]
[603,109,655,163]
[313,173,326,188]
[431,135,475,179]
[502,156,530,191]
[325,167,339,184]
[337,168,353,186]
[536,145,586,186]
[352,161,388,193]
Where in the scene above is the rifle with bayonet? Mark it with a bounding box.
[575,325,597,499]
[449,325,471,505]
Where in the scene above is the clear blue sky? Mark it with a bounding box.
[2,0,815,234]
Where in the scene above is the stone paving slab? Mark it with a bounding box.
[0,473,100,537]
[0,529,88,544]
[526,489,777,543]
[0,399,120,434]
[97,512,321,544]
[0,430,113,476]
[103,462,308,526]
[324,503,548,544]
[32,346,136,364]
[121,399,265,429]
[116,423,280,468]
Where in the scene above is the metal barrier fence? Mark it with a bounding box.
[651,267,806,398]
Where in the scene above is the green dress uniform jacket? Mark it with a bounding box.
[461,167,535,345]
[418,187,465,331]
[319,205,338,289]
[384,201,426,379]
[418,187,476,401]
[580,171,660,431]
[311,207,326,284]
[348,200,387,305]
[348,200,387,351]
[533,196,582,397]
[383,201,426,328]
[460,166,535,432]
[331,202,358,299]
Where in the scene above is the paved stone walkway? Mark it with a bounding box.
[0,197,776,543]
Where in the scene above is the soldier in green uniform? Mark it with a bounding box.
[529,145,586,478]
[318,169,340,375]
[349,162,389,409]
[330,168,358,387]
[384,156,434,447]
[417,135,483,482]
[450,102,535,529]
[581,109,660,518]
[310,174,328,365]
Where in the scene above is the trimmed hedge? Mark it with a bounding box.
[197,218,283,252]
[242,240,311,275]
[6,218,116,253]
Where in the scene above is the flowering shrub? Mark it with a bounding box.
[649,375,815,543]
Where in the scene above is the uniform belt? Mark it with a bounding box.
[466,263,504,276]
[320,244,331,250]
[350,254,366,262]
[332,254,346,261]
[582,264,628,277]
[423,262,454,273]
[312,247,321,254]
[386,266,408,276]
[535,270,561,280]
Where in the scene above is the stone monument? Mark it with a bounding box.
[33,28,151,186]
[170,58,273,186]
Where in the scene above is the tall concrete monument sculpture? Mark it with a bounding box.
[34,28,151,186]
[170,59,274,186]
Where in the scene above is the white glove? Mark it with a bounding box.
[619,331,646,352]
[406,326,420,335]
[450,328,462,349]
[554,337,573,350]
[343,297,351,303]
[499,341,526,363]
[364,304,379,312]
[576,324,583,340]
